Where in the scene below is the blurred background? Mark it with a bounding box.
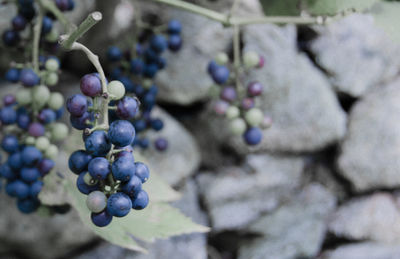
[1,0,400,259]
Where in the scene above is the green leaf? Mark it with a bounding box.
[259,0,301,16]
[306,0,381,15]
[371,2,400,43]
[64,174,209,253]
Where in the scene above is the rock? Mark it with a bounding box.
[312,164,348,202]
[0,193,95,259]
[197,153,305,231]
[140,107,201,186]
[74,180,208,259]
[337,78,400,191]
[227,24,346,153]
[320,242,400,259]
[328,193,400,243]
[155,9,232,105]
[311,14,400,97]
[238,184,337,259]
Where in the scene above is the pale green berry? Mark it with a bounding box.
[226,106,240,119]
[35,136,50,151]
[45,72,59,86]
[45,58,59,72]
[215,52,229,65]
[86,191,107,213]
[25,136,36,145]
[47,92,64,110]
[107,80,125,100]
[50,123,69,141]
[45,144,58,160]
[16,88,32,106]
[209,84,221,97]
[245,108,263,126]
[33,85,50,108]
[84,172,98,186]
[45,28,59,43]
[143,79,153,89]
[230,118,246,135]
[243,51,260,68]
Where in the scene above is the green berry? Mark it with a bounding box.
[16,88,32,106]
[35,136,50,151]
[33,85,50,108]
[84,172,97,186]
[107,80,125,100]
[25,136,36,145]
[45,72,59,86]
[45,58,59,72]
[243,51,260,68]
[245,108,263,126]
[45,144,58,159]
[230,118,246,135]
[86,191,107,213]
[50,123,68,141]
[45,28,59,43]
[226,106,240,119]
[142,79,153,89]
[48,92,64,110]
[215,52,229,65]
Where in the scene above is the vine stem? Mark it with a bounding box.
[32,3,44,73]
[150,0,322,26]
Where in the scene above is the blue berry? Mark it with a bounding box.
[38,109,56,124]
[243,127,262,145]
[9,180,30,199]
[130,59,144,75]
[20,68,39,87]
[211,65,230,85]
[17,112,30,129]
[1,135,19,153]
[131,190,149,210]
[138,138,150,149]
[144,48,159,63]
[121,175,142,198]
[157,57,167,69]
[111,156,135,182]
[12,15,27,31]
[42,16,53,34]
[91,210,112,227]
[108,120,135,147]
[20,167,40,182]
[29,180,43,197]
[3,94,16,106]
[17,198,40,213]
[38,158,55,176]
[107,46,122,61]
[168,34,182,52]
[110,67,122,80]
[80,74,102,97]
[150,119,163,131]
[21,146,43,166]
[67,0,75,10]
[85,131,112,157]
[55,107,64,119]
[0,106,17,125]
[0,164,16,180]
[154,138,168,151]
[88,157,110,180]
[143,63,158,78]
[55,0,69,11]
[207,60,218,74]
[150,35,167,53]
[70,112,93,130]
[68,150,93,174]
[5,68,20,82]
[119,76,135,93]
[8,152,22,171]
[28,122,45,137]
[133,119,147,132]
[167,20,182,34]
[116,97,139,120]
[107,192,132,217]
[67,94,88,117]
[2,30,20,46]
[76,172,99,194]
[134,162,150,183]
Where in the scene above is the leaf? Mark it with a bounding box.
[306,0,381,15]
[64,175,209,253]
[259,0,301,16]
[371,2,400,44]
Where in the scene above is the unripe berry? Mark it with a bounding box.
[243,51,260,68]
[107,81,125,100]
[230,118,246,135]
[214,100,229,115]
[35,136,50,151]
[45,58,59,72]
[45,28,59,42]
[226,106,240,119]
[25,136,36,145]
[16,89,32,106]
[47,92,64,110]
[245,108,263,126]
[45,72,59,86]
[215,52,229,65]
[261,114,273,129]
[86,191,107,213]
[50,123,68,141]
[33,85,50,108]
[45,144,58,159]
[83,172,97,186]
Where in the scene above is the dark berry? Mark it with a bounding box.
[80,74,102,97]
[107,46,122,61]
[247,81,263,97]
[28,122,45,137]
[107,192,132,217]
[116,97,139,120]
[243,127,263,145]
[167,20,182,34]
[68,150,92,175]
[66,94,88,117]
[168,34,182,52]
[220,86,237,102]
[91,210,112,227]
[88,157,110,180]
[131,190,149,210]
[154,138,168,151]
[150,35,167,53]
[85,131,111,157]
[2,30,20,46]
[20,68,39,87]
[12,15,27,31]
[111,156,135,182]
[108,120,135,147]
[5,68,20,83]
[134,162,150,183]
[21,146,43,166]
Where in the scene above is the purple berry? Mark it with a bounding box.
[247,81,263,97]
[116,97,139,119]
[220,86,237,102]
[241,98,255,110]
[214,100,229,115]
[67,94,88,117]
[80,74,102,97]
[3,94,16,106]
[154,138,168,151]
[91,211,112,227]
[28,122,45,137]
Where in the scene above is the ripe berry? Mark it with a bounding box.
[150,119,163,131]
[247,81,263,97]
[150,35,167,53]
[42,16,53,34]
[243,127,263,145]
[2,30,20,46]
[121,175,142,198]
[112,156,136,182]
[108,120,135,147]
[70,112,93,130]
[107,46,122,62]
[22,146,43,166]
[8,152,22,170]
[12,15,27,31]
[88,157,110,180]
[211,65,230,85]
[67,94,88,117]
[1,135,19,153]
[86,191,107,213]
[0,106,17,124]
[38,158,55,176]
[220,86,237,102]
[241,98,255,110]
[119,76,135,93]
[17,198,40,214]
[20,167,40,182]
[130,59,144,75]
[17,112,30,129]
[91,210,112,227]
[167,20,182,34]
[20,68,39,87]
[168,34,182,52]
[55,0,69,11]
[29,181,43,197]
[134,162,150,183]
[116,97,139,119]
[68,150,92,174]
[143,63,159,78]
[154,138,168,151]
[3,94,16,106]
[80,74,102,97]
[107,192,132,217]
[132,190,149,210]
[28,122,45,137]
[11,180,30,199]
[85,131,112,157]
[5,68,20,82]
[214,100,229,115]
[38,109,56,124]
[1,164,16,180]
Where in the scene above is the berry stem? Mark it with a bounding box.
[32,3,44,74]
[37,0,75,33]
[233,25,244,96]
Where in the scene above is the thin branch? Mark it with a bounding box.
[32,4,44,73]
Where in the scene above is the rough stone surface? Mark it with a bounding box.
[238,184,336,259]
[197,154,305,231]
[320,242,400,259]
[312,14,400,97]
[228,24,346,153]
[329,193,400,243]
[338,78,400,191]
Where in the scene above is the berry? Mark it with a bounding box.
[8,152,22,170]
[38,109,56,124]
[42,16,53,34]
[32,85,51,108]
[0,106,17,124]
[211,65,230,85]
[116,97,139,119]
[38,158,55,176]
[86,191,107,213]
[5,68,20,82]
[143,63,159,78]
[241,98,255,110]
[150,35,167,53]
[45,58,60,72]
[50,123,69,141]
[108,120,135,147]
[48,92,64,110]
[134,162,150,183]
[230,118,246,135]
[20,68,39,87]
[220,86,237,102]
[150,119,163,131]
[245,108,263,126]
[68,150,92,174]
[132,190,149,210]
[247,81,263,97]
[243,51,260,68]
[243,127,263,145]
[154,138,168,151]
[168,34,182,52]
[17,112,30,129]
[16,88,32,106]
[67,94,88,117]
[226,106,240,119]
[3,94,16,106]
[76,172,99,194]
[107,46,122,61]
[215,52,229,65]
[29,181,43,197]
[17,198,40,213]
[121,175,142,198]
[70,112,93,130]
[80,74,102,97]
[112,156,136,182]
[1,135,19,153]
[22,146,43,166]
[85,131,112,157]
[12,15,27,31]
[107,81,125,100]
[28,122,45,137]
[119,76,135,93]
[91,211,113,227]
[1,164,16,180]
[130,59,144,75]
[88,157,110,180]
[2,30,20,46]
[55,0,69,11]
[20,167,40,182]
[214,100,229,115]
[207,61,218,74]
[167,20,182,34]
[35,136,50,151]
[107,192,132,217]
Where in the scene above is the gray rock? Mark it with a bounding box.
[0,193,95,259]
[226,24,346,153]
[197,153,305,231]
[312,164,348,202]
[311,14,400,97]
[337,78,400,191]
[238,184,337,259]
[320,242,400,259]
[328,193,400,243]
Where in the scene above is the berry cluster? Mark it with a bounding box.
[2,0,75,48]
[207,51,272,146]
[0,58,68,214]
[106,19,183,151]
[67,75,150,227]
